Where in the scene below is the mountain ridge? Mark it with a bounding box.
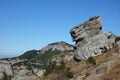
[0,41,74,79]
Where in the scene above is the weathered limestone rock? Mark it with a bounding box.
[12,69,32,80]
[35,69,45,77]
[116,41,120,53]
[51,54,73,63]
[0,60,13,79]
[70,16,116,61]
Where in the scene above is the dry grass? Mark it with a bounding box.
[37,47,120,80]
[102,62,120,80]
[95,48,116,63]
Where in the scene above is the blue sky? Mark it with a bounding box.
[0,0,120,58]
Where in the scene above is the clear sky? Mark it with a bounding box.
[0,0,120,58]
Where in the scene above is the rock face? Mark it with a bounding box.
[70,16,116,61]
[0,60,13,79]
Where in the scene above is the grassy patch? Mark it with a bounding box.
[19,50,38,60]
[44,61,73,79]
[87,57,96,65]
[34,49,61,64]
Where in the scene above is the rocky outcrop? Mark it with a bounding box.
[70,16,116,61]
[51,53,73,63]
[35,69,45,77]
[0,60,13,79]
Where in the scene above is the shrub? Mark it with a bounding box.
[35,49,61,64]
[85,72,90,77]
[87,56,96,65]
[65,67,73,78]
[115,37,120,42]
[58,61,65,70]
[2,72,11,80]
[44,61,56,76]
[44,61,73,78]
[65,71,73,78]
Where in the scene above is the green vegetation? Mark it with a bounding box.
[87,56,96,65]
[15,49,61,70]
[19,49,61,64]
[1,72,11,80]
[64,50,74,53]
[65,67,73,78]
[34,49,61,64]
[44,61,56,76]
[13,60,48,69]
[19,50,38,60]
[44,61,73,78]
[115,37,120,42]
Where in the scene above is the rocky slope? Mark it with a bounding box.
[39,43,120,80]
[70,41,120,80]
[38,16,120,80]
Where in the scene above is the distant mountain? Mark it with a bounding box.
[41,41,73,52]
[18,41,73,63]
[0,41,74,80]
[0,55,14,59]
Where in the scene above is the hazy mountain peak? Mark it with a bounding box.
[41,41,73,53]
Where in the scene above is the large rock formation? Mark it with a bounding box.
[70,16,116,61]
